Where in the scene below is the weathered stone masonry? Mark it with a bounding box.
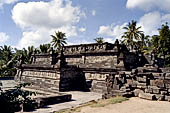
[15,40,170,101]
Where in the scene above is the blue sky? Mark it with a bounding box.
[0,0,170,48]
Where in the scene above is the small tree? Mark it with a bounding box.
[122,20,143,50]
[0,83,37,112]
[39,43,51,54]
[94,37,104,44]
[158,22,170,66]
[51,31,67,51]
[138,34,150,52]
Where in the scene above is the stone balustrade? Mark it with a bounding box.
[63,42,115,55]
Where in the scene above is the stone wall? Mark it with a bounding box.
[33,54,52,65]
[15,41,155,96]
[19,66,61,91]
[103,65,170,101]
[63,43,118,69]
[63,42,139,70]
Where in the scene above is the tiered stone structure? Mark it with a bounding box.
[15,40,170,101]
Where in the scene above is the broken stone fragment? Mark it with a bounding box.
[139,93,156,100]
[155,94,165,101]
[133,89,144,97]
[165,96,170,101]
[150,79,165,88]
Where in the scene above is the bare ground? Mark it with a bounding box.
[78,97,170,113]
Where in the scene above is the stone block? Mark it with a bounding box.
[137,67,144,73]
[131,81,137,88]
[127,79,133,85]
[134,89,144,97]
[148,86,160,94]
[137,77,147,83]
[145,88,153,93]
[165,77,170,80]
[160,91,168,95]
[150,79,164,88]
[119,71,125,75]
[137,82,147,89]
[139,93,156,100]
[131,69,138,74]
[165,96,170,101]
[152,73,161,77]
[112,84,121,90]
[155,94,165,101]
[164,79,170,88]
[165,73,170,77]
[152,88,160,94]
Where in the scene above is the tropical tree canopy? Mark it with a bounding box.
[137,34,150,52]
[158,23,170,57]
[122,20,143,49]
[94,37,104,44]
[51,31,67,51]
[0,45,15,77]
[39,43,51,54]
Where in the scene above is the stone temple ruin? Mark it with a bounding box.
[15,40,170,101]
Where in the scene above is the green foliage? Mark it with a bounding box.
[51,31,67,51]
[151,35,160,53]
[0,45,16,77]
[122,20,143,49]
[0,83,37,112]
[94,37,104,44]
[39,43,51,54]
[157,23,170,66]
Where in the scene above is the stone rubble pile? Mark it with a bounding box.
[103,65,170,101]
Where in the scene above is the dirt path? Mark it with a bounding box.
[79,97,170,113]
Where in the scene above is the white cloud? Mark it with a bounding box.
[104,38,115,43]
[67,39,93,45]
[79,27,86,32]
[126,0,170,11]
[138,11,170,36]
[98,11,170,42]
[92,10,96,16]
[138,12,161,36]
[12,0,85,48]
[97,23,127,40]
[0,32,9,43]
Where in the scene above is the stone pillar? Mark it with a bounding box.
[116,52,125,71]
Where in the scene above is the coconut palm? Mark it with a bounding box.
[122,20,143,50]
[94,37,104,44]
[0,45,13,63]
[138,34,150,52]
[39,43,51,54]
[0,45,16,77]
[51,31,67,51]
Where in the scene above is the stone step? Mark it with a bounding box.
[139,93,156,100]
[91,88,103,93]
[95,81,106,87]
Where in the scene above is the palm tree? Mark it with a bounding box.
[0,45,16,77]
[138,34,150,52]
[0,45,13,63]
[94,37,104,44]
[51,31,67,51]
[122,20,143,50]
[39,43,51,54]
